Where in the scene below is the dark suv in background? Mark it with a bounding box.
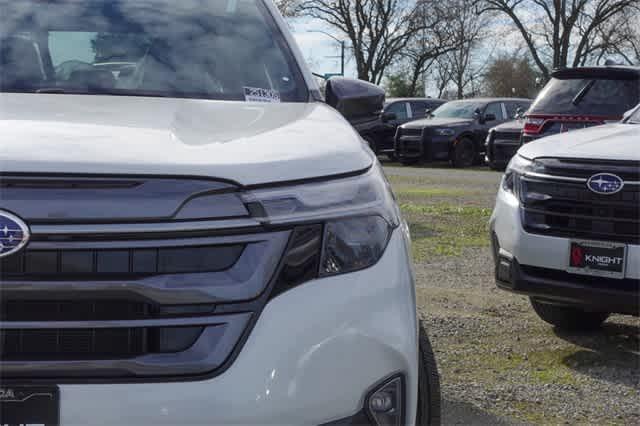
[524,66,640,142]
[395,98,531,167]
[359,97,446,160]
[485,65,640,169]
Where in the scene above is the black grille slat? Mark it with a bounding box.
[0,300,151,322]
[0,244,244,278]
[521,162,640,243]
[0,328,147,360]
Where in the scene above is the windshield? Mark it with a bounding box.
[431,101,485,119]
[530,77,639,116]
[0,0,308,102]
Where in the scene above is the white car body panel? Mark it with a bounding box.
[518,123,640,162]
[0,93,371,186]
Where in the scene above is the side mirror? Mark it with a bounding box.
[515,107,525,119]
[325,77,385,121]
[484,113,497,123]
[424,108,432,118]
[381,112,397,123]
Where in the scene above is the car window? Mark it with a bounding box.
[0,0,308,102]
[410,102,428,118]
[530,77,639,116]
[386,102,409,120]
[506,101,530,119]
[432,101,485,119]
[484,102,504,120]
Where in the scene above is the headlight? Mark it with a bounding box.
[502,155,546,195]
[243,165,400,277]
[434,128,455,136]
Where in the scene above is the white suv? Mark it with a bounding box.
[491,105,640,330]
[0,1,439,425]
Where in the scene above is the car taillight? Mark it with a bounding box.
[523,117,544,134]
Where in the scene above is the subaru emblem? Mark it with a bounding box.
[0,210,30,258]
[587,173,624,195]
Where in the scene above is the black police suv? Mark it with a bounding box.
[395,98,531,167]
[359,97,447,160]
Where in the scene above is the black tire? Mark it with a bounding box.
[530,298,609,331]
[387,153,397,162]
[451,137,475,168]
[416,320,441,426]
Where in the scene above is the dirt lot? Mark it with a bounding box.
[383,164,640,425]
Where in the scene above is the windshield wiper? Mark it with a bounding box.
[571,80,596,106]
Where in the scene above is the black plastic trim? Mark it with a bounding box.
[495,258,639,316]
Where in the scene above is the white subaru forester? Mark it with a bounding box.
[0,0,440,425]
[491,105,640,330]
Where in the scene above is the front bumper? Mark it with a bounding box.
[55,228,419,425]
[485,138,520,169]
[395,133,451,161]
[490,186,640,315]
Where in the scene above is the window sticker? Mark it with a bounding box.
[244,87,281,103]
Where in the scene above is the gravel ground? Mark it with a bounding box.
[384,164,640,425]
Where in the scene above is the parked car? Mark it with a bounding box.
[0,1,441,425]
[395,97,531,167]
[484,102,531,171]
[490,104,640,331]
[522,65,640,143]
[361,97,447,160]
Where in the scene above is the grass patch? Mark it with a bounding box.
[527,348,581,385]
[401,202,492,260]
[395,187,477,198]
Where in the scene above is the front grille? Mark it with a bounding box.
[1,299,150,321]
[400,128,423,137]
[0,174,293,380]
[0,244,244,277]
[396,128,424,157]
[0,327,204,361]
[521,161,640,243]
[494,131,521,142]
[1,328,148,360]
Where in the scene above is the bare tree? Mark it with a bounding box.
[297,1,428,84]
[274,0,299,16]
[477,0,640,80]
[400,1,465,96]
[441,0,493,98]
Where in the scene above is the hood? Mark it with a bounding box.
[491,120,524,133]
[0,93,372,186]
[519,123,640,162]
[401,117,472,129]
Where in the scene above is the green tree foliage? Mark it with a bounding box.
[484,54,539,98]
[386,73,424,97]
